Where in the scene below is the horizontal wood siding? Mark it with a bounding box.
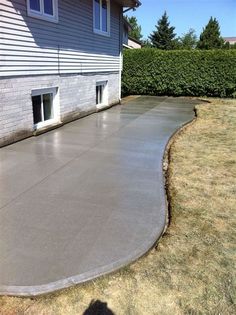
[0,0,122,77]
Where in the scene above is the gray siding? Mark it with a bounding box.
[0,0,122,77]
[123,27,128,45]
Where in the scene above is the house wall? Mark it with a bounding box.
[123,26,129,45]
[223,38,236,45]
[0,0,123,147]
[0,0,122,76]
[0,72,120,147]
[128,38,141,49]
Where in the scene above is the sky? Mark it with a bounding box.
[127,0,236,39]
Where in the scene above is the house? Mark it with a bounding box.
[123,18,132,48]
[223,37,236,45]
[123,19,142,49]
[0,0,141,147]
[127,36,142,49]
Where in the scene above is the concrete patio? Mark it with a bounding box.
[0,96,200,296]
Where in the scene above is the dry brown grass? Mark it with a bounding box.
[0,98,235,315]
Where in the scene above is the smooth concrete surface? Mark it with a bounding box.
[0,96,200,296]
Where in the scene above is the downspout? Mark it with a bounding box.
[118,7,123,102]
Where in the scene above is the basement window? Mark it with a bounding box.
[31,87,59,128]
[27,0,58,22]
[96,81,108,107]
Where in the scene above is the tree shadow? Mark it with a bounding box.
[83,300,116,315]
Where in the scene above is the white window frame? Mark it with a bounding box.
[27,0,58,23]
[96,81,108,109]
[93,0,110,37]
[31,87,60,129]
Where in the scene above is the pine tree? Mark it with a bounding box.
[197,17,224,49]
[125,16,142,41]
[141,38,152,48]
[149,11,176,49]
[178,29,198,49]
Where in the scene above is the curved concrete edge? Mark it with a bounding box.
[0,198,166,297]
[0,107,198,297]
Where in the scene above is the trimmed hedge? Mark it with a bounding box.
[122,49,236,97]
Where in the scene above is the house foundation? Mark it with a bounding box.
[0,72,120,147]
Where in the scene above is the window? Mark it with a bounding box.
[93,0,110,35]
[96,81,108,107]
[27,0,58,22]
[96,85,103,105]
[31,88,59,128]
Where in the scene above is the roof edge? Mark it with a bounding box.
[116,0,142,9]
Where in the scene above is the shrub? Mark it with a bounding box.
[122,49,236,97]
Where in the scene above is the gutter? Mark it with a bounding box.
[123,0,141,13]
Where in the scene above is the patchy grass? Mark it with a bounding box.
[0,98,236,315]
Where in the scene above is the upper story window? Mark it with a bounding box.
[93,0,110,36]
[27,0,58,22]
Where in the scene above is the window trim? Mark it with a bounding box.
[27,0,58,23]
[96,81,108,108]
[93,0,110,37]
[31,87,60,129]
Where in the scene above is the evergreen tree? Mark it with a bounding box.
[125,16,143,41]
[149,11,176,49]
[141,38,152,48]
[223,41,236,49]
[197,17,224,49]
[178,29,198,49]
[224,41,230,50]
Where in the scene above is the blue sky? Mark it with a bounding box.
[127,0,236,39]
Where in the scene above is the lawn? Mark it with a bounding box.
[0,98,235,315]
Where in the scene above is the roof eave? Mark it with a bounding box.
[115,0,141,9]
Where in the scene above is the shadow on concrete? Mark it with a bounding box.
[83,300,115,315]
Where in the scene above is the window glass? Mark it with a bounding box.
[28,0,58,22]
[43,93,53,120]
[102,0,107,32]
[96,85,104,105]
[32,95,42,124]
[99,86,103,103]
[94,0,100,30]
[96,86,100,105]
[44,0,53,16]
[30,0,40,12]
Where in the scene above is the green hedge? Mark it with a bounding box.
[122,49,236,97]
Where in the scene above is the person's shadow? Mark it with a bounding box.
[83,300,115,315]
